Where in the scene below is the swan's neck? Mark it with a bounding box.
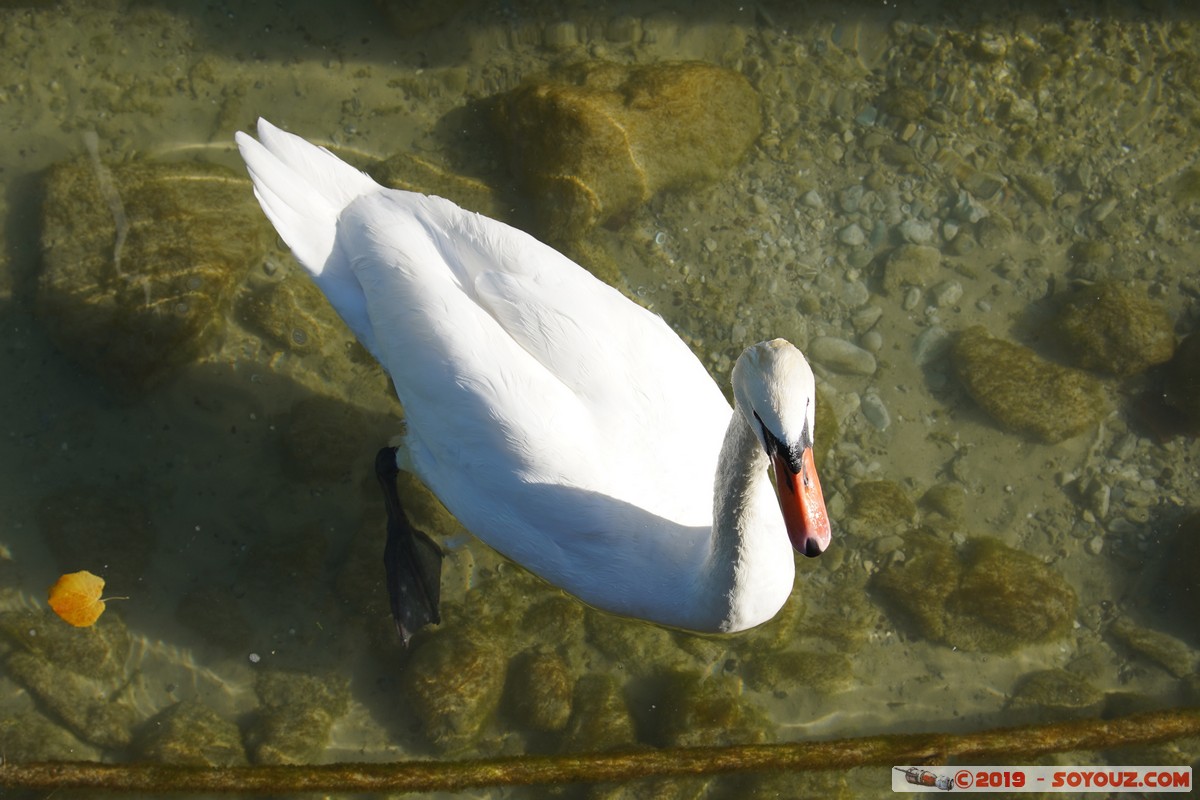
[706,406,797,632]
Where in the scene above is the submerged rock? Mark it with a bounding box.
[919,484,967,530]
[848,480,917,528]
[639,670,771,747]
[4,650,139,749]
[246,670,350,764]
[560,673,636,752]
[0,710,99,762]
[1053,282,1175,376]
[404,631,506,751]
[952,326,1110,442]
[135,700,247,766]
[882,244,942,295]
[493,61,761,238]
[371,150,513,223]
[237,277,339,356]
[871,531,1077,652]
[0,607,130,681]
[742,649,853,696]
[1108,617,1196,679]
[504,649,574,733]
[1010,669,1103,712]
[808,336,877,376]
[38,157,269,393]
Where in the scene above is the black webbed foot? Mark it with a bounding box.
[375,447,443,646]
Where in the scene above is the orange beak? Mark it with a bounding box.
[770,447,831,557]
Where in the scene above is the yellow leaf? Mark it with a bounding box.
[48,570,107,627]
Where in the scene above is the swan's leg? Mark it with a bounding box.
[374,447,442,646]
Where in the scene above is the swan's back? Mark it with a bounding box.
[237,119,737,623]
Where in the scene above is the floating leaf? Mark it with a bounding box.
[48,570,107,627]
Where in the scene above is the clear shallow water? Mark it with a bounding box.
[1,1,1198,797]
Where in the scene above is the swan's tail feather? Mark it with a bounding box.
[235,118,379,277]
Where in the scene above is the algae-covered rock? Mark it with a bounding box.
[494,61,760,238]
[1010,669,1103,712]
[848,480,917,527]
[237,277,340,355]
[4,650,139,749]
[1108,616,1196,679]
[1053,282,1175,376]
[560,673,636,752]
[0,607,130,681]
[640,670,771,747]
[0,709,99,761]
[1163,333,1200,431]
[584,606,676,665]
[742,649,853,696]
[371,151,513,223]
[38,157,269,392]
[504,649,574,733]
[871,531,1077,652]
[135,700,247,766]
[882,244,942,295]
[38,485,155,591]
[919,484,967,529]
[246,669,350,764]
[404,631,506,751]
[952,326,1110,442]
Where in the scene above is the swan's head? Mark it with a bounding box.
[732,339,832,558]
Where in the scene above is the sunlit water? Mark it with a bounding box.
[1,1,1198,798]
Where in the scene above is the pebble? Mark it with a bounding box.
[861,391,891,430]
[898,218,934,244]
[860,330,883,352]
[801,189,824,208]
[1091,197,1117,222]
[1086,536,1104,555]
[953,190,989,223]
[842,279,870,306]
[902,286,922,311]
[839,223,866,247]
[855,105,878,126]
[912,325,950,365]
[851,305,883,332]
[542,21,579,50]
[930,280,963,307]
[809,336,878,375]
[839,184,864,213]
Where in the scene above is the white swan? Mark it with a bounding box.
[236,118,831,639]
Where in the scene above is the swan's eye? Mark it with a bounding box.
[753,411,803,474]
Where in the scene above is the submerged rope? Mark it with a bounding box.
[2,708,1197,794]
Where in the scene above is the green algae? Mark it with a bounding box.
[1010,669,1103,712]
[38,157,270,393]
[134,700,247,767]
[493,61,761,240]
[1053,282,1175,376]
[404,631,507,752]
[246,670,350,765]
[848,480,918,527]
[872,531,1077,652]
[952,326,1111,443]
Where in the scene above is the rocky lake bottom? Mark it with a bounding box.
[1,1,1199,798]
